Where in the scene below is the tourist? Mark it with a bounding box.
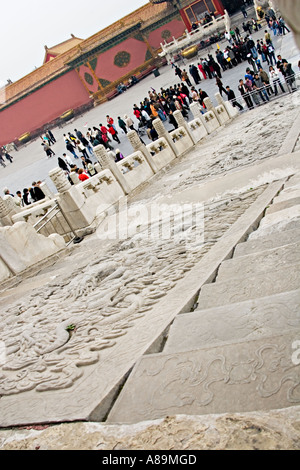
[278,17,290,35]
[253,73,270,102]
[181,69,192,87]
[22,188,32,205]
[46,129,56,144]
[238,79,254,109]
[118,116,128,134]
[29,182,45,203]
[76,140,89,159]
[281,60,297,92]
[106,115,117,133]
[189,64,201,85]
[168,110,179,130]
[225,86,244,111]
[115,149,124,162]
[66,140,79,159]
[42,142,55,158]
[215,76,227,97]
[198,61,207,80]
[16,191,24,207]
[63,153,73,167]
[78,168,89,182]
[108,124,121,144]
[269,66,285,95]
[99,124,111,142]
[124,114,136,131]
[58,156,70,174]
[259,67,273,96]
[241,3,248,18]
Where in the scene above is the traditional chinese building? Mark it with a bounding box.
[0,0,225,146]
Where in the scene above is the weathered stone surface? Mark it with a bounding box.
[1,408,300,450]
[107,332,300,424]
[217,241,300,281]
[164,290,300,354]
[266,197,300,215]
[234,228,300,258]
[249,207,300,240]
[0,183,283,428]
[197,263,300,310]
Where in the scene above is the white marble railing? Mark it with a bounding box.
[146,138,177,170]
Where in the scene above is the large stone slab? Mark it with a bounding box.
[234,228,300,258]
[217,242,300,281]
[0,181,286,428]
[266,197,300,215]
[249,207,300,240]
[164,290,300,354]
[197,263,300,310]
[107,332,300,424]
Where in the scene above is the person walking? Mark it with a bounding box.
[58,156,70,173]
[118,116,128,134]
[47,129,56,143]
[225,86,244,111]
[46,130,56,145]
[241,3,248,19]
[66,140,79,159]
[42,142,55,158]
[216,76,227,96]
[108,124,121,144]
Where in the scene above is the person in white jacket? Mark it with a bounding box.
[269,65,286,95]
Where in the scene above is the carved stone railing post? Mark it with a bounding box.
[203,97,222,125]
[173,110,197,145]
[190,102,203,120]
[215,92,231,120]
[49,168,72,194]
[0,197,13,226]
[93,144,131,195]
[127,130,158,174]
[152,118,179,157]
[69,172,80,185]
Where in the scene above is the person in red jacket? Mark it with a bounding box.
[108,124,121,144]
[78,168,89,182]
[133,105,142,122]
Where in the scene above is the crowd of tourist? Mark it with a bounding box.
[1,4,298,196]
[3,182,46,208]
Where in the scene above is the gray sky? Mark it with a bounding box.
[0,0,148,86]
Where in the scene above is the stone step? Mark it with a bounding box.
[273,188,300,204]
[164,290,300,354]
[249,209,300,241]
[196,263,300,310]
[266,196,300,215]
[234,228,300,258]
[217,242,300,281]
[107,332,300,424]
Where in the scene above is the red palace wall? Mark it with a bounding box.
[0,70,91,146]
[147,19,187,49]
[77,18,187,94]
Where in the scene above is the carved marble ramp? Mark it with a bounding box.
[234,228,300,258]
[0,182,284,427]
[163,290,300,354]
[107,332,300,424]
[216,241,300,281]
